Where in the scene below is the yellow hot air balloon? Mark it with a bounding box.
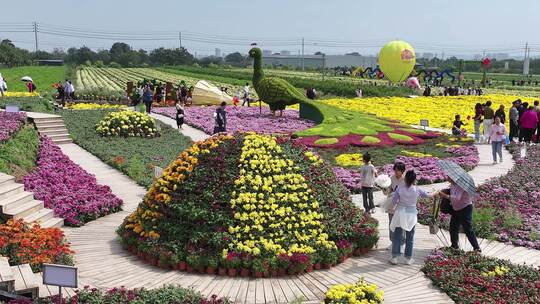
[378,40,416,83]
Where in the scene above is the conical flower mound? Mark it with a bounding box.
[228,134,334,257]
[118,133,378,276]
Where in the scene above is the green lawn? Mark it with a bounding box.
[0,66,66,93]
[0,97,55,113]
[60,109,193,187]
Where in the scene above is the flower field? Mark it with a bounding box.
[152,106,314,135]
[118,133,378,277]
[322,95,528,132]
[23,137,123,226]
[0,112,26,143]
[0,219,73,271]
[421,248,540,303]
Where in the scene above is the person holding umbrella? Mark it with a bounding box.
[437,160,481,252]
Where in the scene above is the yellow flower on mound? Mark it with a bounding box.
[228,134,335,257]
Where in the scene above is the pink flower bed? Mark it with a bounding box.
[152,106,314,134]
[23,137,123,226]
[0,112,26,142]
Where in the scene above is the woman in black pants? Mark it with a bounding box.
[439,178,481,252]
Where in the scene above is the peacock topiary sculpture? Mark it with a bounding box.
[248,47,312,116]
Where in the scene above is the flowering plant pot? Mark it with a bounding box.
[322,264,331,269]
[271,270,278,277]
[353,248,363,257]
[227,268,237,277]
[314,263,321,270]
[306,265,314,273]
[339,256,346,263]
[178,261,187,271]
[287,268,297,276]
[240,268,250,277]
[186,265,194,273]
[172,264,179,270]
[206,267,216,275]
[361,248,369,254]
[218,267,227,276]
[254,271,263,278]
[278,268,286,276]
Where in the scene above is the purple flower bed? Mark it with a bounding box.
[474,145,540,249]
[335,145,479,192]
[152,106,314,134]
[380,145,479,184]
[0,112,26,143]
[23,137,123,226]
[332,167,363,193]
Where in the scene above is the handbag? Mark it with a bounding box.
[440,188,454,215]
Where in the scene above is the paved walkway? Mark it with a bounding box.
[150,113,210,142]
[58,128,539,303]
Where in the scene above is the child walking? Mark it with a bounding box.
[360,153,377,214]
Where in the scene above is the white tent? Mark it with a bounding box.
[191,80,232,105]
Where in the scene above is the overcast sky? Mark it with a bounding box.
[1,0,539,58]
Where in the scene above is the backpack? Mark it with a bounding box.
[32,83,37,90]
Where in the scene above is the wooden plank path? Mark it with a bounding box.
[58,124,539,303]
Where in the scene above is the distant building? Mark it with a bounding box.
[280,50,291,56]
[422,52,434,60]
[215,48,222,58]
[263,49,272,56]
[261,54,377,69]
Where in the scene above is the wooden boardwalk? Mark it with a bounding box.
[59,126,539,303]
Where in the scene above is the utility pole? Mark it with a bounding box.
[301,38,305,71]
[523,42,530,75]
[33,21,38,52]
[179,32,182,48]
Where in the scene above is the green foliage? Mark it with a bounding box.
[60,109,192,187]
[501,209,523,230]
[0,66,65,93]
[387,133,414,141]
[0,126,39,180]
[361,136,381,144]
[0,97,54,113]
[472,207,496,239]
[314,138,339,145]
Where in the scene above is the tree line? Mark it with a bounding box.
[0,40,251,68]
